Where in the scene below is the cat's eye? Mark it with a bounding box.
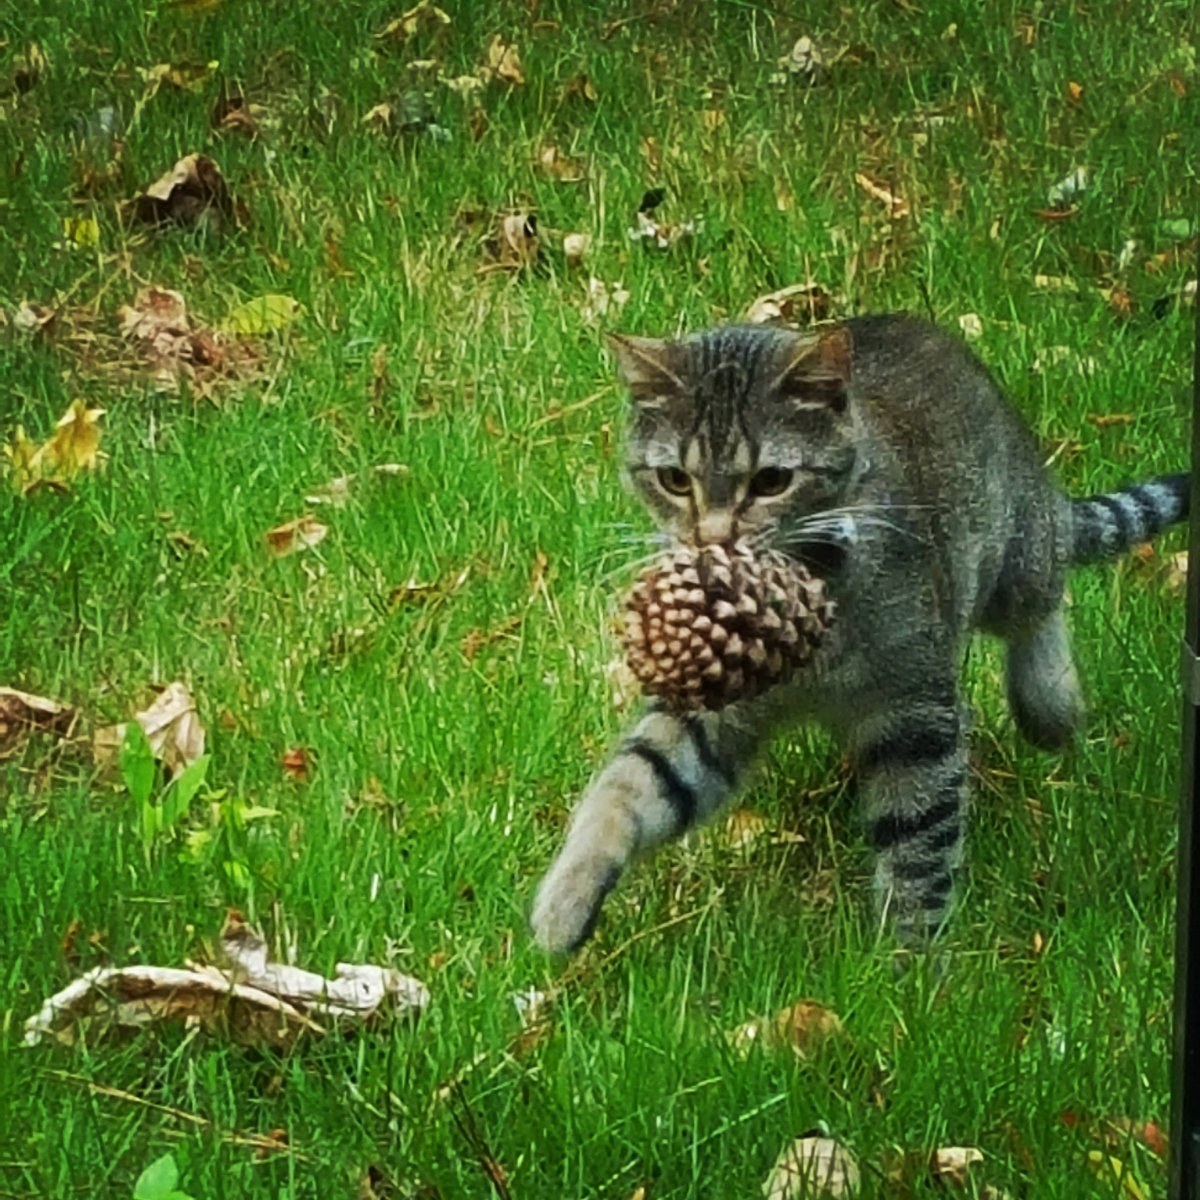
[749,467,795,497]
[656,467,693,497]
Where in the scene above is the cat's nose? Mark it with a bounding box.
[695,510,736,545]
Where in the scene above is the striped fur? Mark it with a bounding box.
[531,315,1190,955]
[1071,474,1189,563]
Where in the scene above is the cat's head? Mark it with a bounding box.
[610,323,859,562]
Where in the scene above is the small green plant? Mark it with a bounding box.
[133,1153,194,1200]
[119,723,211,855]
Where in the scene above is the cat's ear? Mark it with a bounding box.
[771,325,853,412]
[606,333,684,407]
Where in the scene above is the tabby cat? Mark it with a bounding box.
[531,315,1189,954]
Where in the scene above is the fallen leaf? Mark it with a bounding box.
[1085,1151,1148,1200]
[764,1135,859,1199]
[60,215,100,249]
[777,35,824,80]
[1066,80,1084,103]
[1047,165,1089,208]
[460,616,521,661]
[537,142,586,182]
[958,312,984,340]
[580,276,631,325]
[482,35,525,86]
[1086,412,1135,429]
[0,688,75,757]
[562,232,591,267]
[562,73,598,103]
[42,400,105,476]
[93,681,206,780]
[281,747,313,782]
[388,566,470,612]
[362,101,394,131]
[628,208,698,249]
[486,212,539,269]
[855,172,909,219]
[376,1,451,42]
[130,153,241,231]
[219,294,302,335]
[264,515,329,558]
[24,911,429,1048]
[13,302,56,334]
[731,999,845,1059]
[745,282,832,326]
[932,1146,984,1186]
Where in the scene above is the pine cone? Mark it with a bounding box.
[620,541,834,711]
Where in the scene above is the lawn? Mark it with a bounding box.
[0,1,1196,1196]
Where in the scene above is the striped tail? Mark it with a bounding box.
[1071,473,1190,564]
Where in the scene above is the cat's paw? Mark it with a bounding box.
[531,855,622,955]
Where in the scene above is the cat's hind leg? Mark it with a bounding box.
[531,704,750,954]
[1004,608,1084,751]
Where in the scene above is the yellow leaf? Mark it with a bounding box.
[42,401,105,477]
[220,294,303,335]
[484,35,525,86]
[264,515,329,558]
[140,60,219,94]
[61,215,100,248]
[3,426,47,492]
[1085,1151,1149,1200]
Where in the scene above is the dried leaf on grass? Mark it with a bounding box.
[730,999,845,1059]
[3,400,106,495]
[0,687,75,757]
[281,747,313,782]
[25,911,430,1048]
[93,680,206,780]
[484,213,539,269]
[580,276,630,325]
[481,35,525,86]
[129,153,243,231]
[764,1135,859,1199]
[537,143,586,182]
[745,282,833,326]
[304,462,408,508]
[118,285,262,397]
[139,60,220,97]
[264,515,329,558]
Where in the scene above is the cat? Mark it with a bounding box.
[531,314,1189,954]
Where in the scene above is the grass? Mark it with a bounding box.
[0,0,1196,1195]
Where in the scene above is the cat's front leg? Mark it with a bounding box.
[532,704,745,954]
[852,680,968,945]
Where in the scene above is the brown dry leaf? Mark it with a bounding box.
[745,282,832,326]
[855,172,909,219]
[265,515,329,558]
[763,1135,860,1199]
[0,688,75,757]
[362,102,394,131]
[388,565,471,612]
[118,286,260,397]
[487,213,539,269]
[25,911,429,1048]
[730,999,845,1059]
[93,680,206,780]
[1067,80,1084,103]
[562,72,598,103]
[1102,285,1135,318]
[482,35,525,86]
[932,1146,985,1186]
[281,747,313,782]
[130,153,241,231]
[212,94,265,138]
[1085,412,1135,429]
[537,143,586,182]
[376,1,451,42]
[42,400,106,476]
